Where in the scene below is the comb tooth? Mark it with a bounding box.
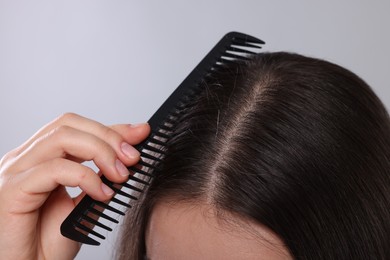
[88,208,119,224]
[231,40,263,49]
[111,196,132,208]
[136,160,156,170]
[158,124,173,132]
[211,63,229,70]
[174,104,189,111]
[140,152,163,163]
[181,89,202,99]
[227,46,257,55]
[186,92,202,101]
[127,174,150,185]
[129,165,154,177]
[82,215,112,231]
[60,211,101,245]
[177,97,198,107]
[143,144,166,155]
[231,33,265,45]
[107,185,138,200]
[72,229,100,245]
[160,117,177,125]
[210,65,230,74]
[94,201,125,215]
[121,181,144,192]
[167,114,179,121]
[154,131,171,139]
[175,101,197,111]
[181,87,198,96]
[169,109,185,118]
[99,175,115,188]
[216,58,238,65]
[175,100,195,111]
[75,222,106,240]
[149,137,167,147]
[221,52,250,61]
[235,38,265,46]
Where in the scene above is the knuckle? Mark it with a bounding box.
[0,150,17,166]
[76,166,94,184]
[101,127,123,153]
[101,143,117,159]
[56,112,79,125]
[102,126,119,141]
[50,158,66,173]
[60,112,78,121]
[0,167,11,187]
[50,125,73,140]
[50,158,95,185]
[34,126,72,156]
[49,158,65,184]
[0,150,21,175]
[77,168,88,182]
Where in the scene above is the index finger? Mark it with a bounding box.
[10,113,150,166]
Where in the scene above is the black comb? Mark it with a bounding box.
[60,32,265,246]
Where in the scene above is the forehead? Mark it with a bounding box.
[145,201,291,260]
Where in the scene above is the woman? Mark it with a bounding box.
[1,52,389,259]
[117,52,390,259]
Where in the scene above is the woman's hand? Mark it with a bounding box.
[0,113,150,260]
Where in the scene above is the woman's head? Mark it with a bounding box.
[117,52,390,259]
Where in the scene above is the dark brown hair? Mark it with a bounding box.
[116,52,390,259]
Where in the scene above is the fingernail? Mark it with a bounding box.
[101,183,114,196]
[129,122,148,128]
[121,142,140,159]
[116,159,130,176]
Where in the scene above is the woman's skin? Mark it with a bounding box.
[146,201,292,260]
[0,113,150,260]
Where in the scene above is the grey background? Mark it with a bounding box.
[0,1,389,259]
